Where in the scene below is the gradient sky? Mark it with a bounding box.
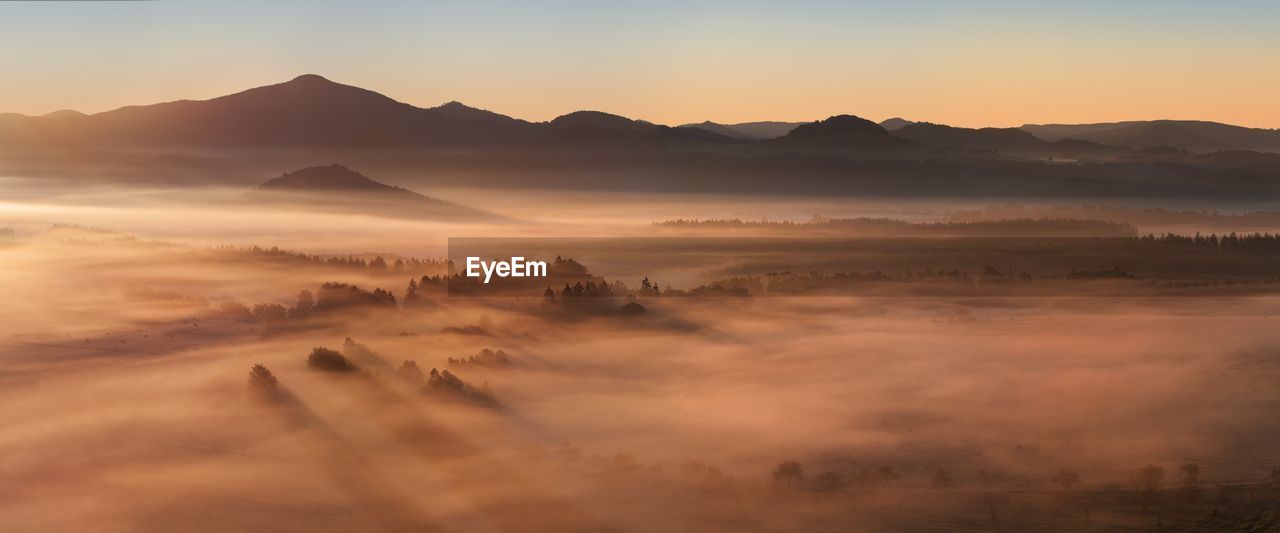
[2,0,1278,128]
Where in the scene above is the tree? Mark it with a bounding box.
[543,286,556,301]
[680,458,709,478]
[307,347,357,373]
[252,303,288,321]
[877,465,901,484]
[403,278,421,308]
[1180,463,1200,487]
[397,360,425,385]
[369,256,388,271]
[772,460,804,489]
[290,289,314,317]
[218,301,253,322]
[247,363,279,394]
[813,471,847,492]
[1130,464,1164,511]
[1053,469,1081,491]
[1179,463,1203,501]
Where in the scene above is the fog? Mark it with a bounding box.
[2,188,1280,532]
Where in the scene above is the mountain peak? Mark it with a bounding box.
[41,109,86,120]
[879,117,914,131]
[250,165,497,221]
[784,115,889,139]
[257,164,396,192]
[287,74,333,85]
[550,110,648,130]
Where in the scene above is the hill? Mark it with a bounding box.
[7,74,535,148]
[878,117,913,131]
[1021,120,1280,152]
[248,165,496,221]
[893,122,1046,151]
[4,75,1280,200]
[678,121,803,139]
[892,122,1127,159]
[774,115,917,151]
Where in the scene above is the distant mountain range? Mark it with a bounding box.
[878,118,913,131]
[1020,120,1280,153]
[4,74,1280,200]
[4,74,1275,153]
[677,121,804,140]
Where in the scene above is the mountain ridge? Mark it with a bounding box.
[2,74,1278,153]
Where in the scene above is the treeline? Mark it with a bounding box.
[691,266,1148,296]
[249,338,500,408]
[946,203,1280,228]
[446,255,616,297]
[210,244,447,275]
[655,216,1138,237]
[1134,231,1280,250]
[218,281,402,324]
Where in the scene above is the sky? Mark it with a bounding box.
[1,0,1278,128]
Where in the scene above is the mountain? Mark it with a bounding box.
[0,74,739,151]
[678,121,803,140]
[892,122,1046,150]
[249,164,496,220]
[7,74,534,148]
[428,101,526,126]
[545,111,743,146]
[878,117,913,131]
[5,74,1280,200]
[775,115,917,151]
[1021,120,1280,153]
[41,110,86,120]
[678,121,756,139]
[256,164,418,193]
[890,122,1137,160]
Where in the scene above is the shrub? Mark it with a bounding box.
[247,364,280,396]
[307,347,357,373]
[424,368,500,407]
[448,348,511,368]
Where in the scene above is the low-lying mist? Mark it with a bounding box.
[2,189,1280,532]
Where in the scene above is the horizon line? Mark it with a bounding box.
[8,73,1279,132]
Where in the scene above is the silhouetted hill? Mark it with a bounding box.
[428,101,526,126]
[678,121,802,139]
[893,122,1046,150]
[41,110,86,120]
[550,110,651,131]
[775,115,917,151]
[257,164,414,193]
[10,74,535,148]
[891,122,1129,159]
[547,111,743,145]
[249,164,496,220]
[4,75,1280,200]
[1022,120,1280,152]
[878,117,913,131]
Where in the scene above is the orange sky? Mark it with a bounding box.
[2,1,1278,128]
